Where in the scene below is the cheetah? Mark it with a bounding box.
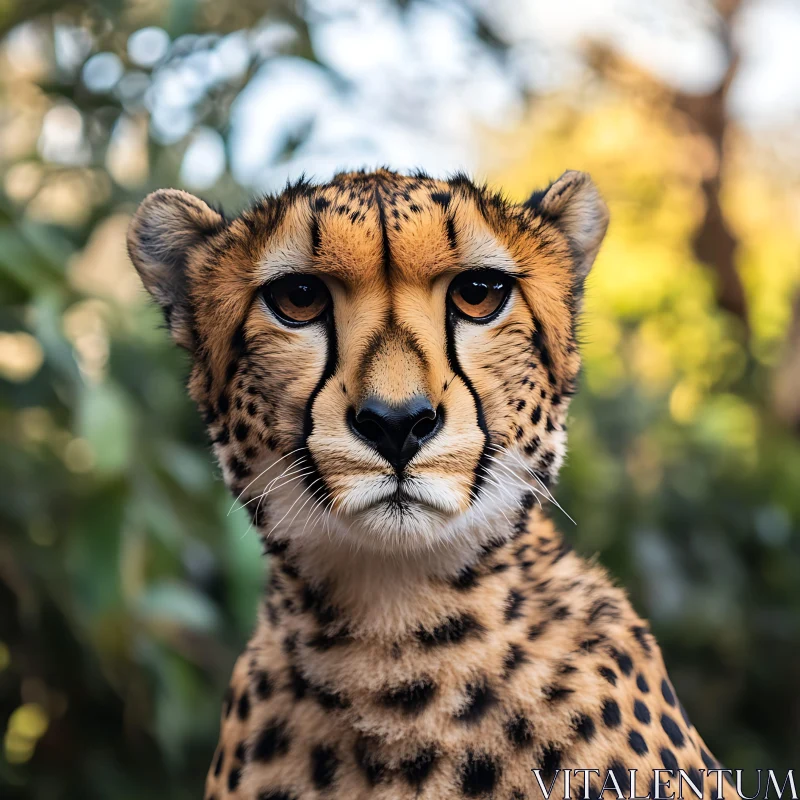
[128,168,730,800]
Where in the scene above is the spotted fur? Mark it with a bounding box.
[128,169,725,799]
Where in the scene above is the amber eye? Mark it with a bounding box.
[448,270,513,321]
[263,274,331,325]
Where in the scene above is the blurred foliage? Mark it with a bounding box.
[492,87,800,777]
[0,0,799,798]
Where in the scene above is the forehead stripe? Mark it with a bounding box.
[373,183,393,280]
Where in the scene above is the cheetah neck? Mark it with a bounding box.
[258,506,570,647]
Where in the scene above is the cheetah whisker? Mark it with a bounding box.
[226,448,307,515]
[486,444,568,513]
[266,476,327,537]
[240,469,316,510]
[484,454,548,505]
[489,444,577,525]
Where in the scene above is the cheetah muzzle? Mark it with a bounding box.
[128,169,726,799]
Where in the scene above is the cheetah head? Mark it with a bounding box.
[128,170,607,557]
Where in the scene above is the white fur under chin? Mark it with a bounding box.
[258,458,548,569]
[228,440,564,576]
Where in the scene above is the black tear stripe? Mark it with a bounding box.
[445,311,490,501]
[299,210,338,507]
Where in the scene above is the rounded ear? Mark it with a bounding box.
[127,189,225,350]
[524,171,609,283]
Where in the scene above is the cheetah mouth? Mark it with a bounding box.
[338,473,463,519]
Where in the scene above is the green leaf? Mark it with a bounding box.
[78,380,135,476]
[136,580,220,632]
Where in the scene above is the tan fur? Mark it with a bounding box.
[128,169,723,800]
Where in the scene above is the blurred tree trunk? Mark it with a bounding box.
[588,0,749,334]
[673,0,748,333]
[774,292,800,431]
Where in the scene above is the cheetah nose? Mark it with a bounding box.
[348,395,443,471]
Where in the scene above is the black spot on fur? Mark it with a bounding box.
[505,714,534,748]
[461,751,500,797]
[503,643,527,677]
[602,699,621,728]
[252,718,291,763]
[580,635,605,653]
[301,584,338,626]
[257,791,296,800]
[588,598,620,624]
[213,426,230,445]
[311,683,350,710]
[574,713,595,742]
[634,699,651,725]
[539,744,562,784]
[543,684,573,703]
[430,191,451,208]
[280,560,299,579]
[455,679,497,724]
[661,747,679,774]
[504,588,526,622]
[289,665,308,699]
[661,713,685,747]
[598,666,617,686]
[381,677,437,715]
[306,627,352,651]
[228,767,241,792]
[354,736,387,786]
[228,456,250,479]
[214,747,224,776]
[415,613,483,647]
[253,670,272,700]
[636,673,650,693]
[611,648,633,676]
[679,700,693,729]
[400,746,437,788]
[234,422,249,441]
[237,689,250,720]
[629,729,649,755]
[311,744,339,789]
[451,565,479,590]
[687,767,704,794]
[631,624,653,654]
[527,621,547,640]
[606,762,630,795]
[234,741,248,763]
[661,678,676,706]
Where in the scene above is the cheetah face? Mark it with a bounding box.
[128,170,607,555]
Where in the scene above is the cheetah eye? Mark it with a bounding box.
[448,269,514,322]
[263,274,331,326]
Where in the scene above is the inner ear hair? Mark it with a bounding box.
[127,189,225,350]
[524,170,609,282]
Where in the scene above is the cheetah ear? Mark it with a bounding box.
[127,189,225,350]
[524,171,609,283]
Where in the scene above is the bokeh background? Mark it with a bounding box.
[1,0,799,797]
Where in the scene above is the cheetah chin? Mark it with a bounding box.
[129,168,727,800]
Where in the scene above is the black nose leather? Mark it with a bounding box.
[349,395,442,470]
